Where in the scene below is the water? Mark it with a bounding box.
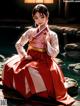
[59,53,80,100]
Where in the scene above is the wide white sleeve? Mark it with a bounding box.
[15,28,31,59]
[46,32,59,58]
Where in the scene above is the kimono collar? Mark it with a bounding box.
[35,25,49,38]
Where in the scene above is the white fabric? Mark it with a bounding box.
[28,67,47,93]
[15,27,59,59]
[46,31,59,58]
[25,77,30,94]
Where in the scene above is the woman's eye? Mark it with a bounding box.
[34,17,38,20]
[41,16,44,18]
[33,16,38,20]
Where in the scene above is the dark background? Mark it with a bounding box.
[0,0,80,25]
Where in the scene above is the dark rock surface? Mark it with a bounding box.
[68,63,80,76]
[64,43,80,60]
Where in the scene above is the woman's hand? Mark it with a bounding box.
[25,55,32,60]
[21,54,32,61]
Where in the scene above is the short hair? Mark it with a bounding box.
[32,4,49,17]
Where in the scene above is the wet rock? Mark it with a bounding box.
[0,54,6,80]
[0,54,5,62]
[54,58,64,65]
[64,77,78,96]
[0,63,4,80]
[64,43,80,51]
[64,43,80,59]
[68,63,80,75]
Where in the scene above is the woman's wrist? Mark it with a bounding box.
[21,53,32,60]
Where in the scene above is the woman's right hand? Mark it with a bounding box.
[21,54,32,61]
[25,55,32,60]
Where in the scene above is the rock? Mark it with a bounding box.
[66,51,80,59]
[68,63,80,76]
[0,54,6,80]
[64,43,80,59]
[54,58,64,65]
[68,63,76,70]
[0,55,5,62]
[64,77,78,96]
[73,63,80,75]
[75,63,80,70]
[64,43,80,51]
[0,62,4,72]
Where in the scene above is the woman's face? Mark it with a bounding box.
[33,12,48,26]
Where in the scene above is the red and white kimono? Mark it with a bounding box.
[2,26,75,105]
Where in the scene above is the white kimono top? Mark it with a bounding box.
[15,26,59,59]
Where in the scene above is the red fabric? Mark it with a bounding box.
[2,49,75,105]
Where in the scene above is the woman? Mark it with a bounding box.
[2,4,79,106]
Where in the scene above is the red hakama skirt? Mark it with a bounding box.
[2,49,75,105]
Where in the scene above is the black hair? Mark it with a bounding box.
[32,4,49,17]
